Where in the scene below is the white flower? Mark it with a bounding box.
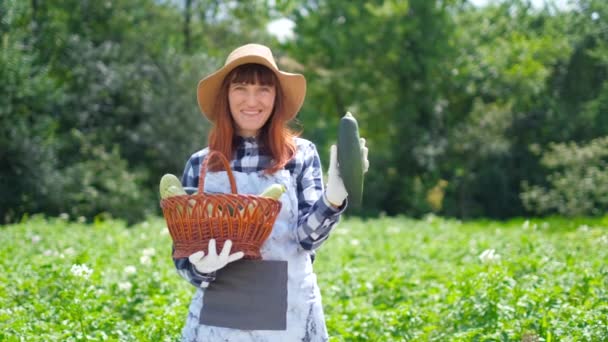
[160,228,169,236]
[64,247,76,256]
[591,12,600,21]
[522,220,537,230]
[142,221,150,228]
[124,265,137,275]
[479,249,501,264]
[577,225,590,232]
[350,239,360,246]
[387,226,400,234]
[70,264,93,279]
[140,255,151,265]
[31,235,41,244]
[77,216,86,223]
[142,248,156,257]
[600,235,608,245]
[59,213,70,220]
[118,282,132,291]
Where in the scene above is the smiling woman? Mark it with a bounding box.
[226,65,277,137]
[172,43,369,341]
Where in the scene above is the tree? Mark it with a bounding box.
[284,0,463,216]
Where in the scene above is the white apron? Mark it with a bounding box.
[181,169,329,342]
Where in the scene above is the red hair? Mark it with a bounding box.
[207,64,299,174]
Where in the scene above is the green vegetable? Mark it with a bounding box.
[159,174,196,215]
[159,174,187,199]
[239,183,286,215]
[259,184,286,200]
[338,112,364,208]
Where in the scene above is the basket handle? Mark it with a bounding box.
[198,150,238,194]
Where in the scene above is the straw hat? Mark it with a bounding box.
[197,43,307,122]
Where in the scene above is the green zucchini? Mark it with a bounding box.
[338,112,364,208]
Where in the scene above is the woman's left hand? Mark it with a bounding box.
[325,138,369,207]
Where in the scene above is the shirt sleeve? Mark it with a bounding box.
[295,142,346,251]
[172,153,215,288]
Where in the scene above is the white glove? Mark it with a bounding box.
[188,239,244,274]
[325,138,369,207]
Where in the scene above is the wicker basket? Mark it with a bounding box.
[161,151,282,260]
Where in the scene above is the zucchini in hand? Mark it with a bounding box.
[338,112,364,208]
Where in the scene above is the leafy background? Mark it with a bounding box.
[2,0,608,223]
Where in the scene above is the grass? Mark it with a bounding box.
[1,214,607,341]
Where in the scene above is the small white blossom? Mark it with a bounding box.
[142,221,150,228]
[591,12,600,21]
[577,225,590,232]
[479,249,501,264]
[118,282,133,291]
[64,247,76,256]
[140,255,152,265]
[522,220,537,230]
[124,265,137,275]
[59,213,70,220]
[160,227,170,236]
[424,214,437,223]
[387,226,400,234]
[142,248,156,257]
[77,216,86,223]
[70,264,93,279]
[600,235,608,245]
[350,239,360,246]
[31,235,41,244]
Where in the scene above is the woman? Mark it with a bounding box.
[174,43,369,341]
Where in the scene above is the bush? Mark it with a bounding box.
[521,135,608,216]
[0,11,65,223]
[58,131,155,224]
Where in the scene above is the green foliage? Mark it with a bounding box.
[0,1,64,222]
[3,0,608,221]
[58,131,154,224]
[1,215,606,340]
[285,0,458,217]
[1,0,278,224]
[0,216,188,340]
[521,136,608,216]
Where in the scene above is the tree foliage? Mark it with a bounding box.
[2,0,608,223]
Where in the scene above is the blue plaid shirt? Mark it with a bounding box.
[174,136,345,287]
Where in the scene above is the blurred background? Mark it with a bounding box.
[1,0,606,224]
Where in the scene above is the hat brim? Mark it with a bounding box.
[197,55,306,122]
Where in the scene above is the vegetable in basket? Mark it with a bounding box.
[259,183,286,199]
[159,174,197,214]
[159,174,187,199]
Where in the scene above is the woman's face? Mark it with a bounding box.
[228,82,276,137]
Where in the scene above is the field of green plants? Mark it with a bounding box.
[1,215,607,341]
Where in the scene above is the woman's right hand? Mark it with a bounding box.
[188,239,244,274]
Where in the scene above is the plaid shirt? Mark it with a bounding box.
[174,136,345,287]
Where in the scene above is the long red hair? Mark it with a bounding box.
[207,64,299,174]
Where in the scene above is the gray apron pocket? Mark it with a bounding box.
[200,259,288,330]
